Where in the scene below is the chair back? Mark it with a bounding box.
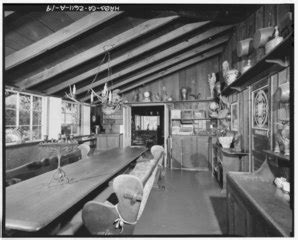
[78,144,91,159]
[150,145,164,160]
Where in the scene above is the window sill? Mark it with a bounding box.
[6,140,42,148]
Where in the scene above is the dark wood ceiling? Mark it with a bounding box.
[4,4,260,103]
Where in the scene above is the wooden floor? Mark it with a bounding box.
[134,169,227,235]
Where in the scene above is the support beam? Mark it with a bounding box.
[5,11,14,17]
[119,47,223,94]
[5,12,123,70]
[76,24,233,99]
[16,15,178,89]
[80,35,229,101]
[46,21,210,95]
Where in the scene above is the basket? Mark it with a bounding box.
[224,69,239,86]
[218,136,233,149]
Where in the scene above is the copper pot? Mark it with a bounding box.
[253,27,274,49]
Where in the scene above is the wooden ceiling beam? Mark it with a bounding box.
[77,24,233,98]
[15,15,178,89]
[46,21,210,95]
[5,12,123,70]
[5,11,15,17]
[119,47,223,94]
[80,34,229,101]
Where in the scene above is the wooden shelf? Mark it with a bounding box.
[124,99,215,105]
[263,149,290,162]
[222,32,293,96]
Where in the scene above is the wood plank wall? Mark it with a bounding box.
[123,56,219,102]
[102,57,219,134]
[220,4,292,172]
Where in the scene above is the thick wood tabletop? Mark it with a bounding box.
[5,146,147,232]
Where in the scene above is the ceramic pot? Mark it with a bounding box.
[253,27,274,49]
[224,69,239,85]
[265,26,284,54]
[237,38,253,57]
[275,82,289,103]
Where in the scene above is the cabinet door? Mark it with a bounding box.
[96,136,107,151]
[196,136,209,170]
[227,189,252,236]
[107,136,119,149]
[181,136,197,169]
[171,136,182,169]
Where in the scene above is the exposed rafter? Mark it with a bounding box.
[80,34,229,102]
[76,24,233,98]
[4,11,15,17]
[46,21,210,95]
[15,15,179,89]
[5,12,123,70]
[119,47,223,94]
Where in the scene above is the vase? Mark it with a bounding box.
[237,38,253,57]
[208,73,216,98]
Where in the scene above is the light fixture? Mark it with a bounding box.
[65,48,123,115]
[89,50,123,115]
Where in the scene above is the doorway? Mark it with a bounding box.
[123,103,170,167]
[131,106,164,149]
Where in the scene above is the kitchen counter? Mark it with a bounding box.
[227,171,292,236]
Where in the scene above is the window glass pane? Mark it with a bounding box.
[6,109,16,125]
[33,96,42,112]
[19,126,31,141]
[33,111,42,125]
[6,127,20,143]
[73,125,79,134]
[5,91,17,109]
[65,102,73,113]
[65,114,73,124]
[19,110,30,125]
[19,94,31,111]
[32,126,42,140]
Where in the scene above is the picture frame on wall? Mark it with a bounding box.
[231,102,239,131]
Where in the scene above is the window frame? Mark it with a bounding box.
[5,90,44,144]
[61,100,81,136]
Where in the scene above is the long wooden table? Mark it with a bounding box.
[5,146,147,232]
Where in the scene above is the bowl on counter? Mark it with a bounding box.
[218,136,233,149]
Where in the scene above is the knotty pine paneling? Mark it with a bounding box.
[123,56,219,102]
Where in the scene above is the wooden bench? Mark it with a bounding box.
[57,145,164,235]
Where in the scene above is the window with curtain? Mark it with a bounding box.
[61,101,81,135]
[5,90,43,143]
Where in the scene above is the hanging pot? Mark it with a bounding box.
[253,27,274,49]
[237,38,253,57]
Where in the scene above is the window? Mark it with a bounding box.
[61,101,81,135]
[135,115,160,130]
[5,90,43,143]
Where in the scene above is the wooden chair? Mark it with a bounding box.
[78,144,91,159]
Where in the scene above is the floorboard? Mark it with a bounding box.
[134,169,227,235]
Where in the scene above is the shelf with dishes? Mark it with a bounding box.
[222,30,293,96]
[170,108,219,136]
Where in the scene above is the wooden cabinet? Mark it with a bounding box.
[227,172,292,237]
[95,134,123,151]
[213,144,248,189]
[171,135,210,171]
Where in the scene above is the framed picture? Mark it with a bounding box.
[252,86,269,130]
[231,102,239,131]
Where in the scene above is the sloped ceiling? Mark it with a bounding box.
[4,4,259,103]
